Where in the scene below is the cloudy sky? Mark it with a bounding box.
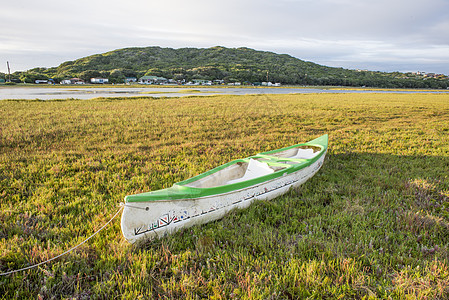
[1,0,449,74]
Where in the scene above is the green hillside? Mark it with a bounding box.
[4,46,449,88]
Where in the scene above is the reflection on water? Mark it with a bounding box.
[0,86,447,100]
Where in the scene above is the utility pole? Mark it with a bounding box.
[266,70,269,82]
[6,61,11,82]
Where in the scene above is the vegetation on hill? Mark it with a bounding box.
[2,46,449,88]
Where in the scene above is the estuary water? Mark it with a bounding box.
[0,86,448,100]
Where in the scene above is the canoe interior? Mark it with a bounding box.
[265,145,321,160]
[182,145,320,189]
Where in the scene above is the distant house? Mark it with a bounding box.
[125,77,137,84]
[61,78,85,85]
[139,76,167,84]
[191,79,212,85]
[91,78,109,84]
[35,79,49,84]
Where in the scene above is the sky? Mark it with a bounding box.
[1,0,449,75]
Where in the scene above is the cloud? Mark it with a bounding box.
[1,0,449,74]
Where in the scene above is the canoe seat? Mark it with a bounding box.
[227,159,274,185]
[290,148,318,159]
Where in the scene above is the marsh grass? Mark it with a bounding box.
[1,93,448,299]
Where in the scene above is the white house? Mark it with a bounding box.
[35,79,49,84]
[61,78,85,85]
[191,79,212,85]
[91,78,109,84]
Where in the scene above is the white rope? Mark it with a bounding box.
[0,204,124,276]
[122,203,148,210]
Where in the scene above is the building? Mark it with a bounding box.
[139,76,167,84]
[90,78,109,84]
[61,78,85,85]
[167,79,179,85]
[125,77,137,84]
[35,79,49,84]
[189,79,212,85]
[260,82,281,87]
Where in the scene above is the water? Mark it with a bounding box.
[0,86,447,100]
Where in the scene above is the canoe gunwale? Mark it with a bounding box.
[125,134,328,203]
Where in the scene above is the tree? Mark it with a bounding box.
[109,69,126,84]
[20,72,47,83]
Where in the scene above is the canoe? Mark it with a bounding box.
[121,134,328,243]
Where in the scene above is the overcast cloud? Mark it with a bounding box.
[1,0,448,74]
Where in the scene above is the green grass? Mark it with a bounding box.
[1,93,448,299]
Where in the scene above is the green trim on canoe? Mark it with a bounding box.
[125,134,328,203]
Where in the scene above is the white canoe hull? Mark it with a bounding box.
[121,152,325,243]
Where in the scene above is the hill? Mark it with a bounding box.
[5,46,449,88]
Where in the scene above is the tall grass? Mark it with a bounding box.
[1,93,448,298]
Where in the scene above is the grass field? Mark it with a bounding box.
[1,93,448,299]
